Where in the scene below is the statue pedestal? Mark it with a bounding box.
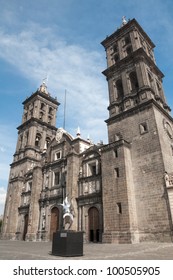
[52,231,83,257]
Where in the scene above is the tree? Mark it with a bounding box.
[0,219,2,233]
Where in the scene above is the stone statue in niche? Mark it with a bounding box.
[45,174,49,188]
[42,209,46,230]
[42,217,46,230]
[164,171,170,187]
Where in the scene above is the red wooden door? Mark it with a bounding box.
[50,207,59,240]
[88,207,100,242]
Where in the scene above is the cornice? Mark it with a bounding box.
[101,18,155,49]
[23,91,60,106]
[100,139,131,152]
[106,98,173,125]
[17,117,57,131]
[102,48,164,79]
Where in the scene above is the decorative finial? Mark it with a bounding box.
[43,75,49,85]
[121,16,127,26]
[76,126,81,137]
[39,76,49,94]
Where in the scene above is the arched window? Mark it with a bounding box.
[45,137,51,149]
[30,109,33,117]
[48,107,53,115]
[148,72,155,91]
[148,72,152,84]
[126,45,133,55]
[40,102,45,110]
[19,134,23,149]
[48,116,52,124]
[129,71,139,91]
[124,34,131,45]
[156,82,163,100]
[116,79,124,98]
[39,111,44,121]
[114,54,119,63]
[35,133,41,147]
[113,43,118,53]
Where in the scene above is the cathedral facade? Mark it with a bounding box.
[2,18,173,243]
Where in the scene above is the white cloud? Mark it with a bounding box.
[0,163,10,182]
[0,124,16,182]
[0,147,5,153]
[0,124,16,147]
[0,187,6,215]
[0,23,108,142]
[0,187,6,205]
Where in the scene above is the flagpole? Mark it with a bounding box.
[63,89,67,129]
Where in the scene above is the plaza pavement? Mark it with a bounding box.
[0,240,173,260]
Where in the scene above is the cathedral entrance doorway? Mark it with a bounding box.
[50,207,59,240]
[23,214,28,241]
[88,207,100,242]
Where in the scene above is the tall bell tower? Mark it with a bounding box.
[101,18,173,243]
[2,82,60,240]
[102,17,170,128]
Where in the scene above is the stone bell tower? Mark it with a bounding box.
[14,82,59,159]
[101,18,173,243]
[2,82,60,240]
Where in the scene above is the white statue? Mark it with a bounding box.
[60,196,74,230]
[122,16,127,26]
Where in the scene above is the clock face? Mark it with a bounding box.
[163,119,173,139]
[56,129,63,142]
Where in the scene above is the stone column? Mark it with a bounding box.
[27,166,43,240]
[121,70,129,96]
[66,152,80,231]
[28,126,37,146]
[139,61,149,86]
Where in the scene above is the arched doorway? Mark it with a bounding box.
[50,207,59,240]
[88,207,100,243]
[23,214,28,241]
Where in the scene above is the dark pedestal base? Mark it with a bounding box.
[52,231,83,257]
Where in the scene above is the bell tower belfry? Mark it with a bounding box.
[15,81,59,161]
[101,18,173,243]
[101,17,170,132]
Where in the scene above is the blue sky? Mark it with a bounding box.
[0,0,173,215]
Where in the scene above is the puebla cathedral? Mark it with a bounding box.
[2,18,173,243]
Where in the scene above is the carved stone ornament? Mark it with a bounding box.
[163,119,173,139]
[56,128,64,143]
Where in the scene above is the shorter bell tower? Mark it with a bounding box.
[2,82,60,240]
[15,81,59,162]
